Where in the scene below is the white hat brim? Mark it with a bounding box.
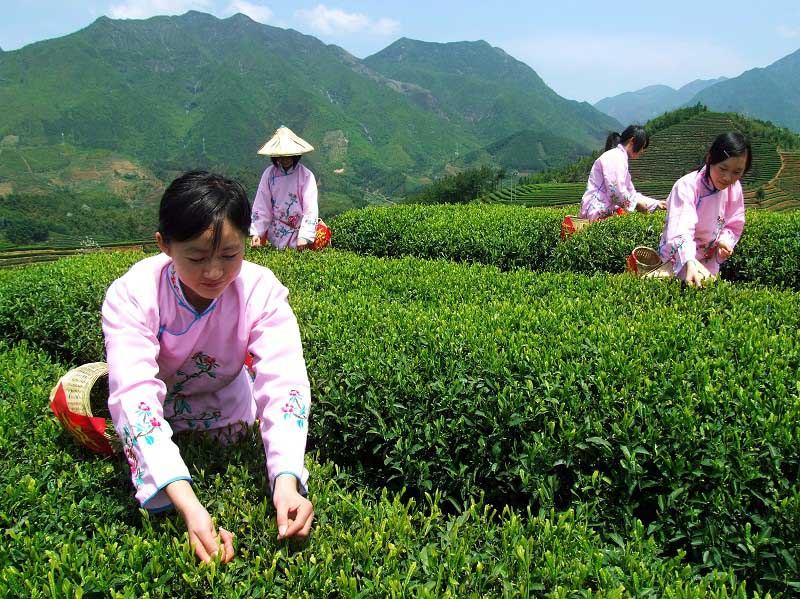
[257,126,314,156]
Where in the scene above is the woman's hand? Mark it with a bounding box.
[636,199,666,212]
[250,235,262,248]
[273,474,314,540]
[182,503,235,564]
[683,259,712,288]
[166,480,235,564]
[296,239,309,250]
[717,240,733,261]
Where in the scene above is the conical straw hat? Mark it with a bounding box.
[257,126,314,156]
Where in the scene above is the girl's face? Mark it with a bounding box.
[157,218,245,311]
[708,153,748,191]
[277,156,295,170]
[624,140,645,159]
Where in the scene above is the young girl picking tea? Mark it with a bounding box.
[102,170,313,563]
[659,132,750,287]
[580,125,666,222]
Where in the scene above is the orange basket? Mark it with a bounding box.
[311,219,332,250]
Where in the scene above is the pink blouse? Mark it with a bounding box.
[580,144,660,221]
[102,254,310,511]
[658,167,745,276]
[249,164,319,249]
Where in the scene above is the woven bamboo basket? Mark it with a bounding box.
[49,362,120,454]
[560,215,590,239]
[626,246,673,279]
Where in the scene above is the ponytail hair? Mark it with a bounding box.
[702,132,752,184]
[605,125,649,152]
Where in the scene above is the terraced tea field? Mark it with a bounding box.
[481,112,800,210]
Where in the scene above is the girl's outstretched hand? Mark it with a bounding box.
[184,505,235,564]
[167,480,235,564]
[683,259,712,288]
[717,240,733,260]
[273,474,314,540]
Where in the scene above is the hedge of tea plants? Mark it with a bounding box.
[1,250,798,593]
[0,342,753,597]
[329,204,800,289]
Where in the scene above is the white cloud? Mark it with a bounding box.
[226,1,273,24]
[502,33,750,103]
[372,17,400,36]
[107,0,212,19]
[295,4,399,36]
[777,24,800,38]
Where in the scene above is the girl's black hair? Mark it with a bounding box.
[158,170,251,251]
[702,132,752,184]
[605,125,650,152]
[271,155,302,170]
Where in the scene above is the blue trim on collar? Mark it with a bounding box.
[158,264,219,339]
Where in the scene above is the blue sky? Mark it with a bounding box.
[1,1,799,103]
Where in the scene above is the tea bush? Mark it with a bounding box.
[0,343,754,597]
[330,205,800,288]
[1,251,798,592]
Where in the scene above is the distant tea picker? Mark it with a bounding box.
[580,125,666,221]
[562,125,666,238]
[250,126,331,250]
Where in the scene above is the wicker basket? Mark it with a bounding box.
[560,215,590,240]
[626,246,673,279]
[49,362,119,455]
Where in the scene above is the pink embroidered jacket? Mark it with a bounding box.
[101,254,310,511]
[249,163,319,249]
[658,167,745,276]
[580,144,660,221]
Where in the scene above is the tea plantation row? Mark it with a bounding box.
[329,205,800,289]
[0,250,798,593]
[5,345,758,597]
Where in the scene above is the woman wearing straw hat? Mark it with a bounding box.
[250,126,319,250]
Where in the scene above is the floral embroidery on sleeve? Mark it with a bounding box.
[121,402,164,487]
[282,390,308,428]
[661,238,686,264]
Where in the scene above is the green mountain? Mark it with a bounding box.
[594,79,725,125]
[462,128,589,172]
[364,38,620,159]
[0,12,621,210]
[688,48,800,132]
[0,12,483,199]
